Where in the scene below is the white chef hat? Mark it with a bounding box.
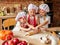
[39,4,50,12]
[28,4,38,12]
[15,11,26,21]
[34,5,38,13]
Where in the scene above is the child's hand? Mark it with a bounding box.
[30,26,35,30]
[35,26,39,30]
[28,28,31,30]
[25,28,31,32]
[25,31,34,36]
[41,27,47,31]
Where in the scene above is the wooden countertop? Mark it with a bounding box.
[0,15,16,19]
[48,27,60,31]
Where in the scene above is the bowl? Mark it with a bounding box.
[54,31,60,38]
[54,31,60,35]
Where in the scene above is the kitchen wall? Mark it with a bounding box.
[52,0,60,27]
[0,1,44,16]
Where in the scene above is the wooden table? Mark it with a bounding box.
[0,31,51,45]
[48,27,60,31]
[12,31,60,45]
[0,37,50,45]
[0,27,60,45]
[13,27,60,45]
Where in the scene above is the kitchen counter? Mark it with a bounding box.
[48,27,60,31]
[0,31,51,45]
[0,27,60,45]
[11,27,60,45]
[0,37,50,45]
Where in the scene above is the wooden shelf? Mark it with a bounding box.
[0,15,16,19]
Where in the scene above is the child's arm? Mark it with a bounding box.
[26,23,35,29]
[36,16,50,29]
[20,26,31,32]
[26,15,35,29]
[35,20,49,29]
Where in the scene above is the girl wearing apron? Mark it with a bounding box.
[27,4,40,34]
[35,4,50,32]
[13,12,31,32]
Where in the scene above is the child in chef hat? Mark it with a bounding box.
[13,11,31,31]
[35,4,50,32]
[27,4,40,34]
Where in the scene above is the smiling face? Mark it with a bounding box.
[28,9,36,16]
[39,9,47,16]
